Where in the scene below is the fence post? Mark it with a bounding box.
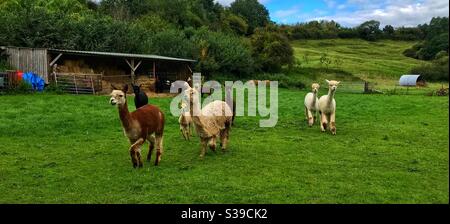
[364,81,369,93]
[73,74,78,94]
[90,76,95,95]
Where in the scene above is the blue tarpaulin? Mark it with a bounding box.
[22,72,45,91]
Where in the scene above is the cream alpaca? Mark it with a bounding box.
[304,83,320,127]
[318,80,340,135]
[178,102,194,141]
[185,87,233,158]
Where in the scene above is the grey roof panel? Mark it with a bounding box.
[399,74,421,86]
[48,49,196,62]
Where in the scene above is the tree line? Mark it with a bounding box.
[0,0,447,80]
[0,0,292,77]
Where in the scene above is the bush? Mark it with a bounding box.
[191,28,255,78]
[251,27,294,72]
[143,29,193,58]
[403,48,418,58]
[410,56,449,82]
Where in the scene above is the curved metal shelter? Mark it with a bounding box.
[399,75,425,86]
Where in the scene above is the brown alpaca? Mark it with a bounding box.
[110,84,165,168]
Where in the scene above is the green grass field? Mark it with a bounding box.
[290,39,442,89]
[0,90,448,203]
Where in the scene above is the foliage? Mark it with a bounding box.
[230,0,270,34]
[250,26,294,72]
[357,20,382,41]
[190,28,255,77]
[410,56,449,82]
[403,17,449,60]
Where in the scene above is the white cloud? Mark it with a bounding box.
[306,0,449,27]
[215,0,271,6]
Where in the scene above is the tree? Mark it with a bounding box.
[383,25,394,37]
[251,26,294,72]
[357,20,382,41]
[230,0,269,34]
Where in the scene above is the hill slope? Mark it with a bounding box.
[291,39,426,87]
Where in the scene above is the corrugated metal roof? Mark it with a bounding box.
[48,48,196,63]
[399,74,422,86]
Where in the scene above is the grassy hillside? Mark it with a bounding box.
[290,39,431,88]
[0,91,448,203]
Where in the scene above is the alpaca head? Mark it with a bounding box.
[325,80,340,92]
[311,83,320,93]
[131,83,142,94]
[110,84,128,106]
[185,87,200,105]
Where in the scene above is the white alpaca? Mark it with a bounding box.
[304,83,320,127]
[178,102,194,141]
[185,87,233,158]
[318,80,340,135]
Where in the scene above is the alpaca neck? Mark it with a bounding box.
[327,89,336,102]
[190,97,207,133]
[312,92,317,104]
[118,102,132,131]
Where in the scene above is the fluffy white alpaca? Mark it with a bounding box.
[304,83,320,127]
[178,102,194,141]
[185,87,233,158]
[318,80,340,135]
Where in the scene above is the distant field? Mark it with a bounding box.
[291,39,433,88]
[0,91,448,203]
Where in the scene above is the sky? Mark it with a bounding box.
[216,0,449,27]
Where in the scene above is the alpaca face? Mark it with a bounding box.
[326,80,340,91]
[185,87,200,105]
[110,90,127,106]
[311,83,320,93]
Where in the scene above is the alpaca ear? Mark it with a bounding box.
[122,84,128,93]
[111,84,119,90]
[325,80,330,84]
[337,81,341,85]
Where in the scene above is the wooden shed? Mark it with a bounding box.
[1,46,196,94]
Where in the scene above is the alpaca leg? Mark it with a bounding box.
[130,138,145,168]
[186,124,191,141]
[200,138,208,159]
[330,112,336,135]
[180,128,187,140]
[320,112,328,132]
[146,135,155,161]
[209,137,217,152]
[307,109,314,127]
[304,106,309,121]
[220,128,229,151]
[154,135,163,166]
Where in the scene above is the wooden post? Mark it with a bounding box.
[130,59,135,84]
[125,59,142,84]
[90,76,95,95]
[364,81,369,93]
[54,73,58,87]
[73,75,78,94]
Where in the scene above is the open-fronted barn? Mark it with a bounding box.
[0,46,196,94]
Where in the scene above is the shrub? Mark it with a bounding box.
[191,28,255,78]
[410,56,449,81]
[403,48,418,58]
[251,27,294,72]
